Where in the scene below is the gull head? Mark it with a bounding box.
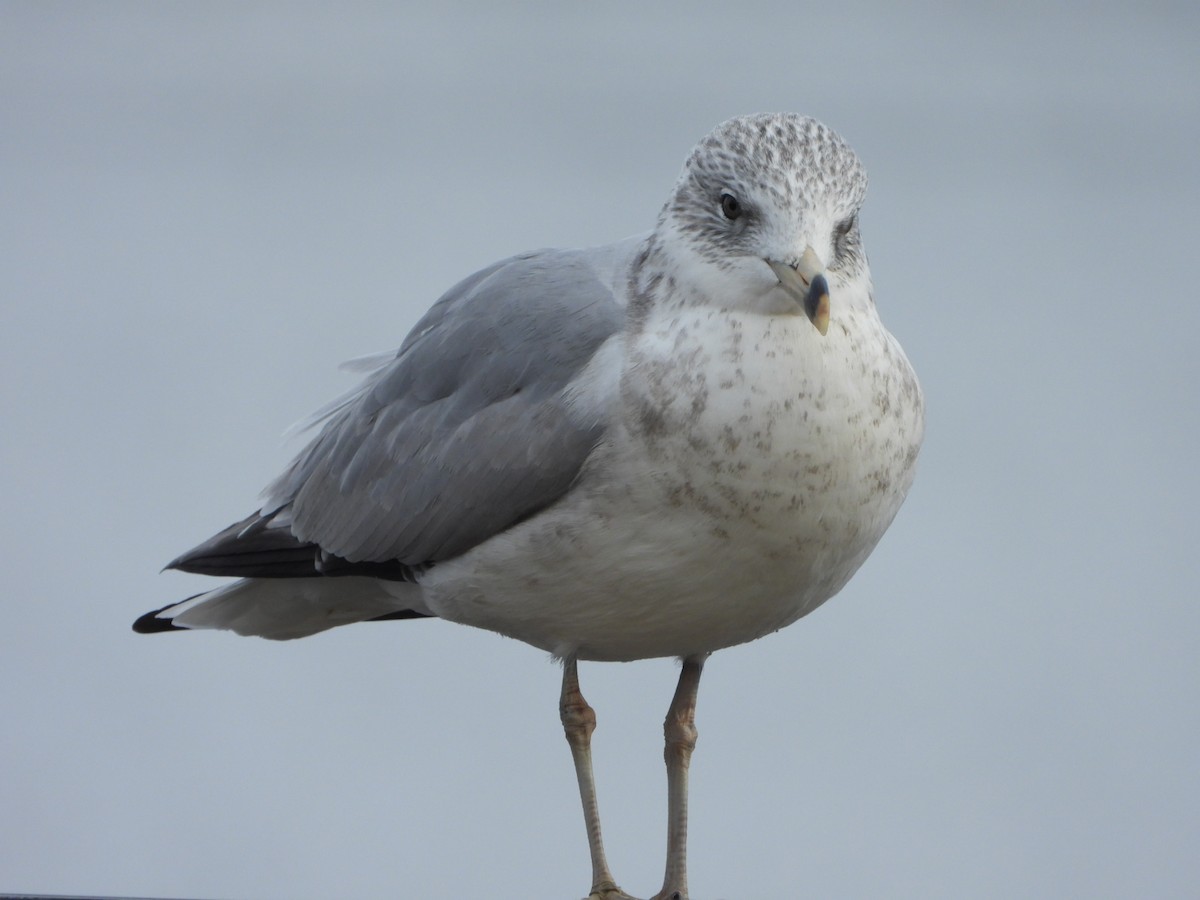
[655,113,871,332]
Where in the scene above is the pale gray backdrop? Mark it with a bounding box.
[2,3,1197,898]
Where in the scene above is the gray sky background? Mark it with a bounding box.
[3,3,1198,898]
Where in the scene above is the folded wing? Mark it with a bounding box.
[169,246,627,580]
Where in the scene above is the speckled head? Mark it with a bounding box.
[650,113,871,318]
[679,113,866,218]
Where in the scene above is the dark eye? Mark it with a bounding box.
[720,192,742,221]
[835,215,856,241]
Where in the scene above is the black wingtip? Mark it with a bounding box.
[366,609,435,622]
[132,598,195,634]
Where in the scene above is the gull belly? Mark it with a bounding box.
[420,301,923,662]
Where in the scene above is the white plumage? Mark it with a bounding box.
[138,113,924,900]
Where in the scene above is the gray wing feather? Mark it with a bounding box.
[260,247,624,565]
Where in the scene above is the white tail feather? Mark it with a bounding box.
[162,577,424,640]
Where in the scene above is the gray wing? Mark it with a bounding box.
[171,246,625,578]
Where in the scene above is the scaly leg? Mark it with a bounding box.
[560,657,637,900]
[650,655,707,900]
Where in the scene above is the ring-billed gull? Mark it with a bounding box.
[136,113,924,900]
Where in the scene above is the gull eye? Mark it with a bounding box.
[833,215,857,259]
[720,192,742,221]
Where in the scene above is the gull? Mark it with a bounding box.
[135,113,925,900]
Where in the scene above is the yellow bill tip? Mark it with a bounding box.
[811,292,830,336]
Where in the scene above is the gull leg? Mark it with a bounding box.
[651,655,706,900]
[560,657,637,900]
